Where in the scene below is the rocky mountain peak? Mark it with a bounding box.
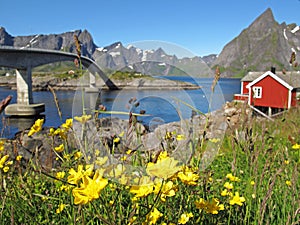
[212,8,299,77]
[247,8,277,35]
[0,27,13,46]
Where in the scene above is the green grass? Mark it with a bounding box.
[0,102,299,225]
[109,71,153,81]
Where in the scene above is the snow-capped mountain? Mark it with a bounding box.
[92,42,213,77]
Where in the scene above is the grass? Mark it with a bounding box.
[109,71,153,81]
[0,102,299,225]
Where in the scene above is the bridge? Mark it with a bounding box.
[0,47,118,116]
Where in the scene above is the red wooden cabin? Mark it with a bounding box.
[234,68,300,116]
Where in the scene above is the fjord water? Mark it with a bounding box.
[0,77,240,138]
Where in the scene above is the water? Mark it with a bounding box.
[0,77,241,138]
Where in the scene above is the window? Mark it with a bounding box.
[253,86,262,98]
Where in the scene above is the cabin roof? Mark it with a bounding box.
[242,71,300,88]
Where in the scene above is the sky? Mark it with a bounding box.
[1,0,300,57]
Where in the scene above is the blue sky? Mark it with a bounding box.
[1,0,299,57]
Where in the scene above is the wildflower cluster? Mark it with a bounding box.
[49,118,73,140]
[68,165,108,205]
[2,110,298,225]
[0,140,22,173]
[220,173,245,206]
[28,118,44,137]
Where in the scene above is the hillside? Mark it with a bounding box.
[212,8,300,77]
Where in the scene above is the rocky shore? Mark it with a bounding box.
[0,74,200,91]
[1,101,251,170]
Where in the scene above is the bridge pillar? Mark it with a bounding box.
[84,72,100,93]
[16,68,33,105]
[5,67,45,116]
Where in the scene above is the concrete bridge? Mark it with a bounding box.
[0,47,117,116]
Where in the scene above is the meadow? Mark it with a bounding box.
[0,99,299,225]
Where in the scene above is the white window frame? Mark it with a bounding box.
[253,86,262,98]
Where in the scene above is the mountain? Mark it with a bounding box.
[212,8,300,77]
[3,8,299,78]
[0,27,96,58]
[92,42,213,77]
[0,27,213,77]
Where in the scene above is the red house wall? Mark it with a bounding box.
[249,75,289,108]
[242,81,250,94]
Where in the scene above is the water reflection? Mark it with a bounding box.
[1,115,45,137]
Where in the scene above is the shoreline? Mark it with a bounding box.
[0,75,201,91]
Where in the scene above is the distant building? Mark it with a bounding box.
[234,68,300,116]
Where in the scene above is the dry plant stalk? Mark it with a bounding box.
[259,167,283,225]
[211,66,221,92]
[0,95,12,114]
[48,85,62,120]
[73,34,81,58]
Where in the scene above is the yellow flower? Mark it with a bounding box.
[60,185,71,192]
[292,143,300,150]
[146,153,181,179]
[224,182,234,189]
[286,180,292,186]
[54,144,64,152]
[68,165,85,185]
[95,156,108,167]
[74,151,82,160]
[178,212,193,224]
[119,131,125,137]
[0,140,4,151]
[195,198,224,214]
[209,138,220,143]
[0,154,9,168]
[126,149,133,155]
[3,166,9,173]
[177,166,199,185]
[54,128,67,139]
[284,160,289,165]
[226,173,240,182]
[49,127,55,136]
[84,164,94,176]
[56,171,66,180]
[72,170,108,205]
[250,181,255,185]
[113,137,120,143]
[119,174,129,185]
[74,114,92,124]
[63,154,71,160]
[16,155,22,161]
[143,207,163,225]
[229,192,246,206]
[62,118,73,130]
[56,203,66,214]
[153,179,177,202]
[130,176,154,200]
[128,216,137,225]
[205,198,224,214]
[165,131,173,140]
[176,134,185,141]
[195,198,207,209]
[221,189,232,197]
[28,119,44,137]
